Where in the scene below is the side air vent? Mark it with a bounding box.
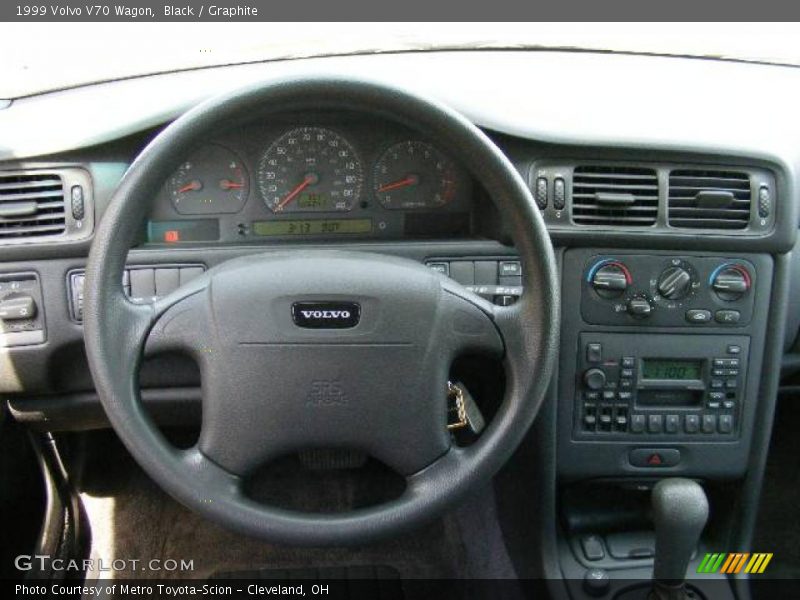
[668,169,752,230]
[0,172,66,240]
[571,166,659,226]
[0,168,93,245]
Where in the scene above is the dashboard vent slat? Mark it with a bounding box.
[0,172,66,240]
[571,165,659,226]
[668,169,752,230]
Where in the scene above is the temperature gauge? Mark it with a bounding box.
[168,144,249,215]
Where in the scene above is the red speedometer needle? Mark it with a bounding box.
[378,175,418,193]
[219,179,244,190]
[177,180,202,194]
[277,174,318,210]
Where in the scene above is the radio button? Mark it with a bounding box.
[631,414,646,433]
[665,414,680,433]
[602,391,616,401]
[702,414,717,433]
[719,415,734,434]
[647,414,663,433]
[584,391,601,401]
[707,402,721,410]
[620,379,633,389]
[708,391,725,402]
[727,345,742,355]
[686,309,712,324]
[620,368,634,379]
[618,391,633,401]
[723,400,735,410]
[725,379,738,389]
[711,379,724,389]
[584,414,597,428]
[621,357,635,368]
[586,343,603,363]
[685,414,700,433]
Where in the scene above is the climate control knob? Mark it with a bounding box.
[711,265,750,301]
[627,296,654,318]
[591,263,630,298]
[583,368,607,391]
[657,266,692,300]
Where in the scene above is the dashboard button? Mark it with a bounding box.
[719,415,734,434]
[129,268,155,300]
[714,310,742,325]
[586,343,603,363]
[686,309,712,324]
[449,261,475,285]
[553,177,566,209]
[630,415,645,433]
[665,414,680,433]
[647,414,663,433]
[154,268,180,297]
[534,178,548,209]
[499,261,522,277]
[178,266,205,286]
[427,262,449,276]
[702,414,717,433]
[629,448,680,468]
[621,357,635,368]
[684,414,700,433]
[474,261,498,285]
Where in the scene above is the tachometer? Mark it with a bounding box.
[373,141,457,210]
[168,144,248,215]
[258,127,362,213]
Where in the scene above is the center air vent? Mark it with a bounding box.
[0,172,66,240]
[571,166,659,226]
[668,169,752,230]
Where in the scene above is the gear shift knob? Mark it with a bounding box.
[652,478,709,585]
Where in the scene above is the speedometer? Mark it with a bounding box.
[258,127,362,213]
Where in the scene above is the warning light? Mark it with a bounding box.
[164,230,180,243]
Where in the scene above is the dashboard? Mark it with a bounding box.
[144,114,477,245]
[2,49,800,590]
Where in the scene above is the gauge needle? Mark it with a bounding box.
[177,180,202,194]
[378,174,419,193]
[219,179,244,190]
[277,173,318,210]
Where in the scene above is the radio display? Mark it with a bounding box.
[252,219,372,237]
[642,359,703,381]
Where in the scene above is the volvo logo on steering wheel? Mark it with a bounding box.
[291,301,361,329]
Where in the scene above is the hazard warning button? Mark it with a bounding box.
[629,448,681,468]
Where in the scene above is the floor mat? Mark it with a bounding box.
[75,432,518,585]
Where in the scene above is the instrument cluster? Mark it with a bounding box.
[147,116,474,245]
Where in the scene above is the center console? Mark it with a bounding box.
[558,248,772,480]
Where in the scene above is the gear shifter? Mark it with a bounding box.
[649,478,709,600]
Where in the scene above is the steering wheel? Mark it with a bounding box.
[83,77,559,545]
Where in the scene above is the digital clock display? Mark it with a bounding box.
[252,219,373,237]
[642,359,703,381]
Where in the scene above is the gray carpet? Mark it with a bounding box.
[75,433,519,585]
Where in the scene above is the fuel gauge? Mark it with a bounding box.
[168,144,249,215]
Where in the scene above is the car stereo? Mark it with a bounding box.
[574,333,749,440]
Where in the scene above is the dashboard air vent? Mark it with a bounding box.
[668,169,751,230]
[0,172,66,240]
[571,166,659,226]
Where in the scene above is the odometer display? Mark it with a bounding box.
[252,219,372,237]
[642,359,703,381]
[258,127,362,213]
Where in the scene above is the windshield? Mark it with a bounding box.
[1,22,799,99]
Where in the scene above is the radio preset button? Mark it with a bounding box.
[719,415,734,434]
[702,414,717,433]
[725,380,738,389]
[647,414,663,433]
[707,402,721,410]
[631,415,646,433]
[723,400,735,409]
[685,414,700,433]
[711,379,724,389]
[665,414,680,433]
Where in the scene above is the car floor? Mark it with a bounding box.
[752,392,800,580]
[73,431,520,590]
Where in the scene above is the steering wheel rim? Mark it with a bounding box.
[83,76,559,545]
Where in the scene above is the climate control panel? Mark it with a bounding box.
[582,255,756,327]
